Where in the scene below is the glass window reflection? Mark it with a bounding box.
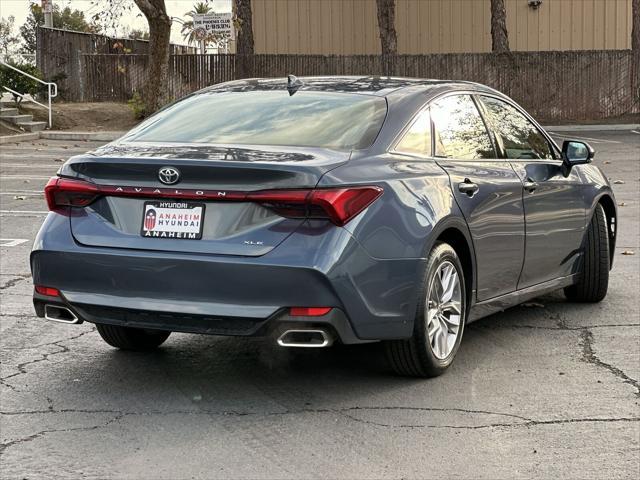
[395,108,432,156]
[480,96,553,160]
[431,95,495,160]
[125,91,387,150]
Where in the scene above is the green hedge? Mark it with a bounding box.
[0,62,45,101]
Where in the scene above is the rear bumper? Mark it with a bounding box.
[32,213,425,342]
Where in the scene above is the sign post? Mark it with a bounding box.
[42,0,53,28]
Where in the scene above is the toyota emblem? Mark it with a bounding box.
[158,166,180,185]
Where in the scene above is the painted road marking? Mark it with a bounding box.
[0,210,47,217]
[0,238,30,247]
[631,130,640,135]
[549,132,621,144]
[0,175,52,179]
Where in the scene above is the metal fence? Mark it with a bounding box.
[65,51,640,122]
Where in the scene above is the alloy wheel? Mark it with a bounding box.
[426,260,463,359]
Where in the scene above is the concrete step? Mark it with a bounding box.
[19,121,47,132]
[0,107,19,117]
[2,114,34,125]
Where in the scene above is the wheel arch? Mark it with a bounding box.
[595,193,617,268]
[429,218,477,308]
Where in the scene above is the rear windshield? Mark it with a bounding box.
[124,91,387,150]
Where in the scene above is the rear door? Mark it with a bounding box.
[431,94,525,301]
[478,95,586,288]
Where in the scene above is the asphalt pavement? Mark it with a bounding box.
[0,130,639,479]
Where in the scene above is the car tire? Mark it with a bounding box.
[385,242,466,377]
[564,203,610,303]
[96,324,171,351]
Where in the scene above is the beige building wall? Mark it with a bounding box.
[251,0,633,54]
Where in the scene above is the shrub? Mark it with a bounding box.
[0,62,44,103]
[127,91,147,119]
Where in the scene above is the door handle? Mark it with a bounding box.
[523,178,538,193]
[458,178,479,197]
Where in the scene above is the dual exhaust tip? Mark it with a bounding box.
[43,305,332,347]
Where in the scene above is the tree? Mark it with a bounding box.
[633,0,639,54]
[490,0,510,52]
[234,0,254,78]
[0,16,21,55]
[376,0,398,55]
[133,0,172,115]
[181,2,212,48]
[19,2,101,54]
[129,28,150,41]
[234,0,254,55]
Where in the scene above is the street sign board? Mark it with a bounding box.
[192,13,234,38]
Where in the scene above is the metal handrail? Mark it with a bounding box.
[0,60,58,128]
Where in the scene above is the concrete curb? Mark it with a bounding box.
[0,131,124,144]
[543,124,639,132]
[39,131,125,141]
[0,132,40,144]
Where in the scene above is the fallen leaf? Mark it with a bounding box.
[604,161,611,164]
[13,195,26,200]
[522,302,545,308]
[54,158,64,162]
[621,250,635,256]
[613,180,625,184]
[618,202,626,206]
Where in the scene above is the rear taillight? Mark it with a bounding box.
[45,177,100,211]
[43,177,383,226]
[247,187,383,226]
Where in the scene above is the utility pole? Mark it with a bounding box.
[42,0,53,28]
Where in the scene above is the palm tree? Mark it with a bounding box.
[181,1,212,52]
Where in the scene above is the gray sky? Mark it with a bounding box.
[0,0,232,45]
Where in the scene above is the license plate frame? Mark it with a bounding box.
[140,201,205,240]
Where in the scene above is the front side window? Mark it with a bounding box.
[123,91,387,150]
[480,96,553,160]
[431,95,495,160]
[395,108,432,156]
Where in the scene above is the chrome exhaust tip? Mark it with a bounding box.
[44,304,82,324]
[277,329,333,348]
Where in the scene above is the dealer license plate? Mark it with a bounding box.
[140,201,205,240]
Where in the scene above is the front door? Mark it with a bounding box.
[478,95,586,288]
[431,94,525,301]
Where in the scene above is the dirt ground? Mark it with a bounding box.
[19,102,140,132]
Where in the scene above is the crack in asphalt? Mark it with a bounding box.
[0,273,31,290]
[0,412,125,456]
[579,328,640,398]
[1,406,637,454]
[0,329,95,386]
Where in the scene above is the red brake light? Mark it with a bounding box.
[290,307,332,317]
[45,177,100,211]
[35,285,60,297]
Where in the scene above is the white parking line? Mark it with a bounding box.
[0,164,61,168]
[0,175,52,179]
[0,210,47,216]
[0,238,29,247]
[632,130,640,135]
[549,132,622,144]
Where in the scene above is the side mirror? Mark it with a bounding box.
[561,140,594,176]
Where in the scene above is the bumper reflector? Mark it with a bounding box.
[35,285,61,297]
[289,307,332,317]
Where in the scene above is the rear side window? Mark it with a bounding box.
[431,95,495,160]
[395,108,432,156]
[123,91,387,150]
[480,96,554,160]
